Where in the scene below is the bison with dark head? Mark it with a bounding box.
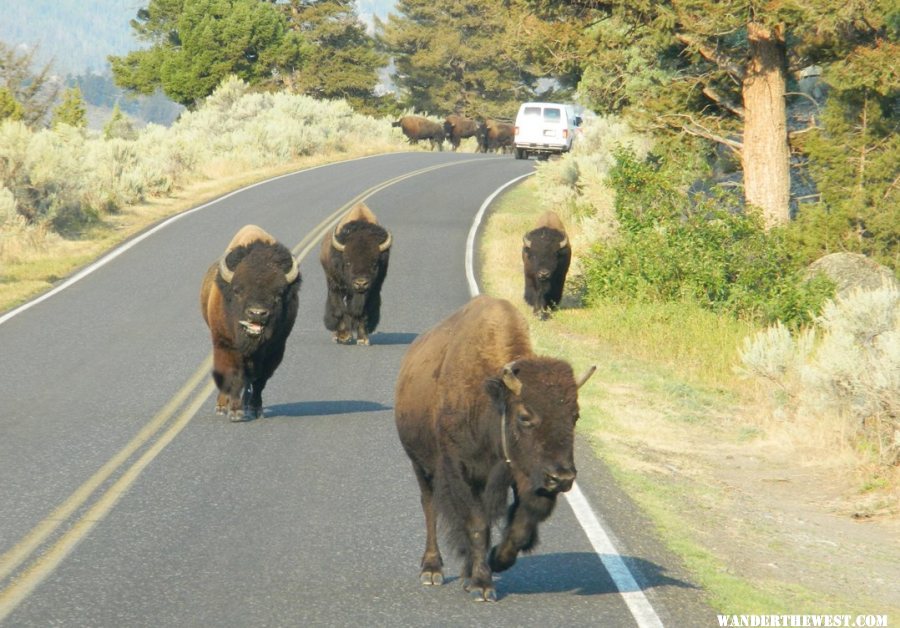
[200,225,301,421]
[477,119,515,153]
[443,113,480,151]
[392,115,445,151]
[395,295,595,601]
[319,202,391,345]
[523,211,571,319]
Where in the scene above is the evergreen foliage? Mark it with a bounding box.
[377,0,535,117]
[0,41,59,126]
[0,87,24,122]
[278,0,385,113]
[52,87,88,129]
[110,0,294,108]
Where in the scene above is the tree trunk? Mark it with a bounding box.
[741,22,790,229]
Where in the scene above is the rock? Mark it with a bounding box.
[807,252,899,298]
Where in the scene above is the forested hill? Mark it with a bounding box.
[0,0,141,76]
[0,0,394,77]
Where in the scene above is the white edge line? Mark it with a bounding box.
[466,172,664,628]
[0,154,386,328]
[464,172,534,297]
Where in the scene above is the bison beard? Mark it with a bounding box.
[201,227,300,421]
[394,295,595,601]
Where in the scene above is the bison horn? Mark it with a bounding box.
[523,235,531,249]
[501,362,523,396]
[330,226,346,253]
[379,230,392,252]
[559,235,568,249]
[284,255,300,284]
[218,255,235,284]
[576,365,597,389]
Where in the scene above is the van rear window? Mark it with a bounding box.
[523,106,542,117]
[543,108,561,122]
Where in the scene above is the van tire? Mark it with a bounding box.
[514,148,526,160]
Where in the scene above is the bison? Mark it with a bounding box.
[443,113,480,151]
[523,211,571,319]
[200,225,301,421]
[319,202,392,345]
[394,295,595,601]
[392,115,445,151]
[477,119,515,154]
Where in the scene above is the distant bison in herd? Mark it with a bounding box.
[393,115,445,151]
[394,295,595,601]
[443,113,480,151]
[523,211,571,319]
[200,225,301,421]
[320,202,392,345]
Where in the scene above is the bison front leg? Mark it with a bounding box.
[462,513,495,602]
[489,491,557,573]
[212,350,246,421]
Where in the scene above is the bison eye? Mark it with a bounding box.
[517,412,535,429]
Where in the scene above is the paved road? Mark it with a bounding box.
[0,152,710,626]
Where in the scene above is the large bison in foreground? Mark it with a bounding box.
[523,211,571,319]
[395,295,595,601]
[320,202,391,345]
[392,115,445,151]
[200,225,301,421]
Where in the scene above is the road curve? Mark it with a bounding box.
[0,152,710,626]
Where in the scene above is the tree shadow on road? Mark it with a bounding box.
[494,551,696,598]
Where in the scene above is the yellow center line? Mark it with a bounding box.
[0,157,482,620]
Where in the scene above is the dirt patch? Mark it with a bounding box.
[594,378,900,616]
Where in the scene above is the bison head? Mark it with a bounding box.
[217,241,301,348]
[522,227,569,285]
[330,221,391,293]
[485,358,595,496]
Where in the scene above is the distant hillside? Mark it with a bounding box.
[0,0,397,77]
[0,0,142,76]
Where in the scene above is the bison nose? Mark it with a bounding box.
[353,278,370,292]
[537,269,551,281]
[247,307,270,321]
[543,466,576,493]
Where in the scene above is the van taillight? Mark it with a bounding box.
[514,127,519,135]
[563,129,569,139]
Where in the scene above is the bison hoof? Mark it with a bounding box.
[419,570,443,586]
[229,410,248,422]
[333,333,352,344]
[356,337,370,346]
[463,580,497,602]
[215,405,227,416]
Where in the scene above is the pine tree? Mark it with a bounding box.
[52,87,88,128]
[278,0,385,112]
[378,0,536,117]
[0,41,60,126]
[103,103,137,140]
[516,1,894,231]
[0,87,25,122]
[110,0,293,108]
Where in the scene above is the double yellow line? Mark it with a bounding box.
[0,158,477,621]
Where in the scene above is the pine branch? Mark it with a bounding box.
[675,32,744,81]
[661,113,743,155]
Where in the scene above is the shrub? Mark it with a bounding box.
[739,284,900,466]
[582,149,834,327]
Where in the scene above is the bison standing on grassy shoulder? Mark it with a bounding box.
[392,115,445,151]
[200,225,301,421]
[394,295,595,601]
[319,202,392,345]
[523,211,571,319]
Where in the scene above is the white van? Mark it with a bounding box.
[513,102,581,160]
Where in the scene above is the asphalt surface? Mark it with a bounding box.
[0,152,712,627]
